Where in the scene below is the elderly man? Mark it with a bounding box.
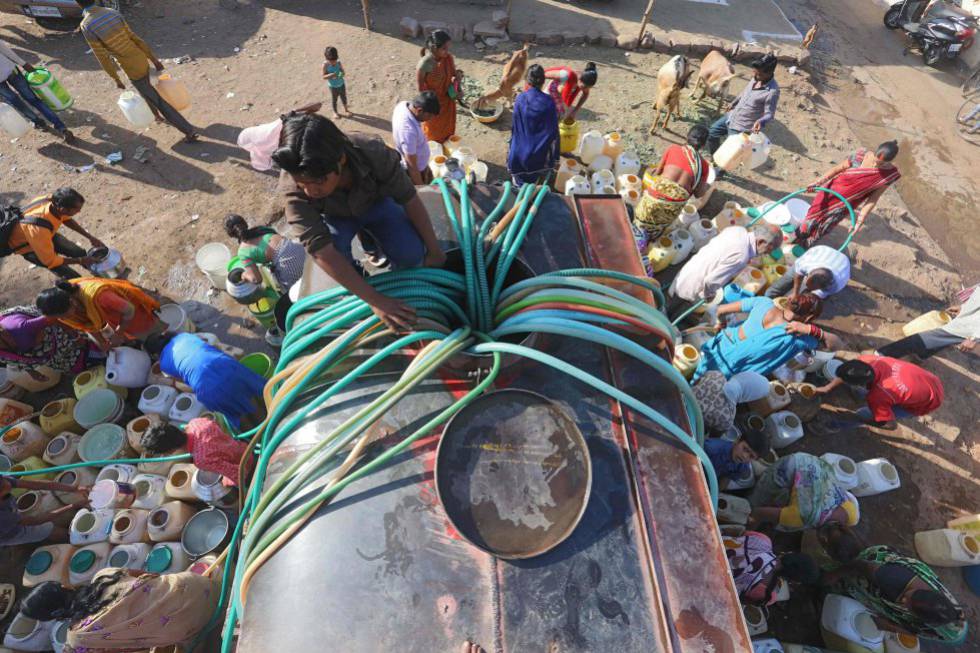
[707,53,780,155]
[667,224,783,319]
[765,245,851,299]
[75,0,198,142]
[391,91,440,186]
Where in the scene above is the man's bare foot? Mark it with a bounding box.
[460,642,484,653]
[59,129,74,143]
[184,132,200,143]
[332,111,341,119]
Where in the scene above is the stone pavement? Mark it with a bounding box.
[397,0,808,64]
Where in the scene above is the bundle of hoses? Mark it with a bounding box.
[670,185,857,326]
[167,178,716,652]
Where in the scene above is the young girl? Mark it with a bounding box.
[322,46,350,118]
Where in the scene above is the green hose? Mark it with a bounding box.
[2,453,192,477]
[211,178,711,653]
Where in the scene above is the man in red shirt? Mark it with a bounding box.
[816,355,944,429]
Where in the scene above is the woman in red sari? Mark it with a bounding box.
[416,29,457,143]
[543,62,598,120]
[795,140,901,248]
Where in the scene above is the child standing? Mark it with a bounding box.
[322,46,350,118]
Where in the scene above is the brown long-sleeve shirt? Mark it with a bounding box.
[280,133,418,255]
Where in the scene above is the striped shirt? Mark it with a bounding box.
[793,245,850,298]
[80,6,156,84]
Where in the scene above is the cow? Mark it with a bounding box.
[649,55,693,134]
[691,50,736,116]
[475,43,530,109]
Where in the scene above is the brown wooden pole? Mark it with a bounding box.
[362,0,371,31]
[636,0,656,49]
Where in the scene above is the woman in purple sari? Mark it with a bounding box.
[0,305,89,374]
[507,65,559,186]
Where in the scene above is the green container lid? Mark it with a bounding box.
[70,549,97,573]
[144,546,173,573]
[26,550,53,575]
[108,550,130,568]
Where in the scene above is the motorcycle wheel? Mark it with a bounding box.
[923,44,942,66]
[883,6,903,29]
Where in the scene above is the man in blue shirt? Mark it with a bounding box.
[704,429,769,489]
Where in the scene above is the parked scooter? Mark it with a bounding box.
[884,0,977,66]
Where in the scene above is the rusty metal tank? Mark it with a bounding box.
[238,186,750,653]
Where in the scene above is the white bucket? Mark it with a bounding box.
[159,303,195,333]
[195,243,232,289]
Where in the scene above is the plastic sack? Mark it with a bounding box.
[237,119,283,171]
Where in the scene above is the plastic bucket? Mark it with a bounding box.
[195,243,232,289]
[240,352,274,379]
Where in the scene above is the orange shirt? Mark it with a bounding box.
[6,198,73,268]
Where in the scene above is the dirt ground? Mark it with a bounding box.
[0,0,978,649]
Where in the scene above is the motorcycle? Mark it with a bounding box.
[884,0,977,66]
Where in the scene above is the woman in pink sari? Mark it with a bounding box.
[795,140,901,248]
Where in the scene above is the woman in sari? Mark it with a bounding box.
[0,305,89,374]
[795,140,902,248]
[35,279,163,349]
[507,65,559,186]
[821,543,968,643]
[749,452,860,532]
[21,569,218,652]
[694,293,841,381]
[416,29,457,143]
[724,530,820,605]
[543,62,597,120]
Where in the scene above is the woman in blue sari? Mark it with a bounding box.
[508,64,559,186]
[694,293,840,381]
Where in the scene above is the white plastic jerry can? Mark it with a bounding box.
[820,453,859,490]
[668,229,695,264]
[117,90,154,129]
[914,528,980,567]
[820,594,884,653]
[851,459,900,497]
[69,508,116,546]
[765,411,804,449]
[564,175,591,196]
[107,542,152,570]
[716,492,752,525]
